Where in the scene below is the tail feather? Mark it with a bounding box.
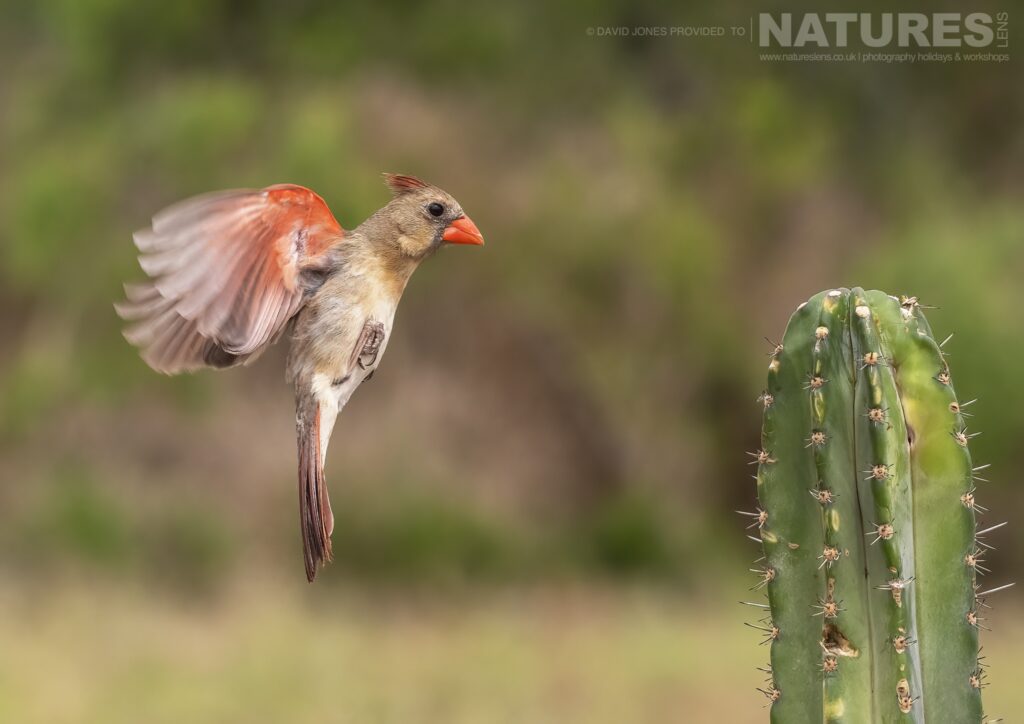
[298,402,334,581]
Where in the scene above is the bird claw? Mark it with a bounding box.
[356,320,386,370]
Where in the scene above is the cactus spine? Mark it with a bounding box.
[747,288,1007,722]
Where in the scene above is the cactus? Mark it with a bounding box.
[744,288,1010,723]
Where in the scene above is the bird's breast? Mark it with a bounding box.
[295,271,396,368]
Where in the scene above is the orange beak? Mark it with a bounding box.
[442,215,485,246]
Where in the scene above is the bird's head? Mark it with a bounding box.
[378,173,484,259]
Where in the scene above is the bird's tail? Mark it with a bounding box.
[297,395,335,582]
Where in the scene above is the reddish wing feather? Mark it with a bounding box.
[117,184,344,374]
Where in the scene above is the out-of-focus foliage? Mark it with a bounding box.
[1,3,1021,721]
[0,0,1021,590]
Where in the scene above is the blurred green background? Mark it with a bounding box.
[0,2,1021,722]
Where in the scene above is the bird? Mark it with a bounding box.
[116,174,484,581]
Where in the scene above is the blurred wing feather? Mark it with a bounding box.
[117,184,344,373]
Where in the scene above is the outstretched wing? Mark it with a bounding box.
[116,184,344,373]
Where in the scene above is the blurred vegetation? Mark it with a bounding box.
[0,2,1021,720]
[4,462,233,592]
[0,0,1021,593]
[1,582,1020,724]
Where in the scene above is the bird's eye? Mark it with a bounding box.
[427,202,445,217]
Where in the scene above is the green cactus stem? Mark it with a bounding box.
[745,288,1008,723]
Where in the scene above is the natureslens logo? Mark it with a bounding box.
[758,12,1009,48]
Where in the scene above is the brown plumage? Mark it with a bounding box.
[117,174,484,581]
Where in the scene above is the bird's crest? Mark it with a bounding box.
[384,173,428,196]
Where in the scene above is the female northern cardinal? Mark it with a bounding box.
[117,174,484,581]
